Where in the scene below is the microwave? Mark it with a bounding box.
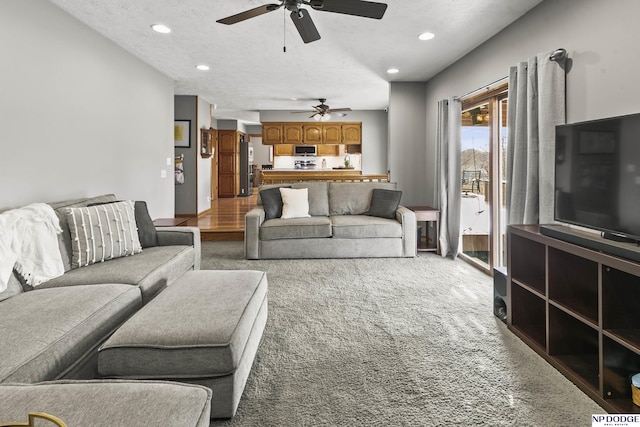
[294,145,316,156]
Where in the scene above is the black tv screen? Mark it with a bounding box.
[554,112,640,242]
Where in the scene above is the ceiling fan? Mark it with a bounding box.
[216,0,388,44]
[291,98,351,121]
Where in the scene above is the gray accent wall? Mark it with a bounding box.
[388,83,427,205]
[174,95,197,216]
[0,0,175,218]
[423,0,640,206]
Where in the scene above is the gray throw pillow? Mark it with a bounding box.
[260,187,289,220]
[366,189,402,219]
[133,201,158,248]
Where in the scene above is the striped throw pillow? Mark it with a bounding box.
[64,200,142,268]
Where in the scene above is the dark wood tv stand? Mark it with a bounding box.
[508,224,640,413]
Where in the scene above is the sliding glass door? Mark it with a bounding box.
[460,87,508,272]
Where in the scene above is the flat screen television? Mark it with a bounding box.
[554,112,640,243]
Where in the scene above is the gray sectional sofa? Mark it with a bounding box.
[245,181,417,259]
[0,380,212,427]
[0,194,209,425]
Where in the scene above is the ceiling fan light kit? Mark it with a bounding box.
[217,0,388,44]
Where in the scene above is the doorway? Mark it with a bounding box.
[460,85,508,272]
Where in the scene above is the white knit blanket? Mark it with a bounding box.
[0,203,64,292]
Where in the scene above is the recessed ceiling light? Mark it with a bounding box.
[151,24,171,34]
[418,32,435,41]
[196,64,210,71]
[387,68,399,74]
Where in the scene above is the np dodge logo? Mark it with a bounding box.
[592,414,640,426]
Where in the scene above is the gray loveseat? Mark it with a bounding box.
[0,194,208,425]
[245,181,416,259]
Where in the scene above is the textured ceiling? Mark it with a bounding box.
[48,0,542,121]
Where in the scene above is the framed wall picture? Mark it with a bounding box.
[201,128,214,158]
[174,120,191,147]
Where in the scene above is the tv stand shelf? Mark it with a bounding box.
[508,225,640,413]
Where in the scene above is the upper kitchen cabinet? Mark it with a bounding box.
[322,124,342,144]
[316,144,340,156]
[283,123,303,144]
[274,145,294,156]
[261,122,362,145]
[342,123,362,145]
[303,124,323,144]
[262,123,283,145]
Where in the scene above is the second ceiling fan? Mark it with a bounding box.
[292,98,351,121]
[217,0,388,44]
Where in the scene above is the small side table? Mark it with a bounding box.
[406,206,440,254]
[153,218,190,227]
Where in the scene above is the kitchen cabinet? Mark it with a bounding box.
[283,124,303,144]
[342,123,362,145]
[322,124,342,144]
[274,145,294,156]
[317,145,340,156]
[303,124,323,144]
[262,123,284,145]
[261,122,362,145]
[274,144,339,156]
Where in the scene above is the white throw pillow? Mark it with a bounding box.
[280,188,311,219]
[64,200,142,268]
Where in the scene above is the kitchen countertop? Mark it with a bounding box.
[263,168,362,172]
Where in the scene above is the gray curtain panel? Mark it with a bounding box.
[507,51,566,225]
[437,97,462,258]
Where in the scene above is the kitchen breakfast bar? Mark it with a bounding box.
[258,169,390,184]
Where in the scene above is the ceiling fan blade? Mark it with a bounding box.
[328,108,352,112]
[290,9,321,43]
[217,4,280,25]
[311,0,387,19]
[291,110,315,113]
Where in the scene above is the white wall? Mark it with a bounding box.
[422,0,640,206]
[245,125,270,167]
[197,97,213,214]
[0,0,175,218]
[259,110,388,174]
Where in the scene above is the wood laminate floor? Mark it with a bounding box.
[180,193,258,241]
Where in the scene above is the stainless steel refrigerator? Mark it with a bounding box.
[238,136,253,197]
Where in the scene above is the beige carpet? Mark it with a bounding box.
[202,242,604,426]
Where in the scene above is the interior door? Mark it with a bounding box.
[210,129,218,201]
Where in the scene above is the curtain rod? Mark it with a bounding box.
[454,48,566,101]
[455,76,508,101]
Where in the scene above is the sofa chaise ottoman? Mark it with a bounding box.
[98,270,269,419]
[0,380,211,427]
